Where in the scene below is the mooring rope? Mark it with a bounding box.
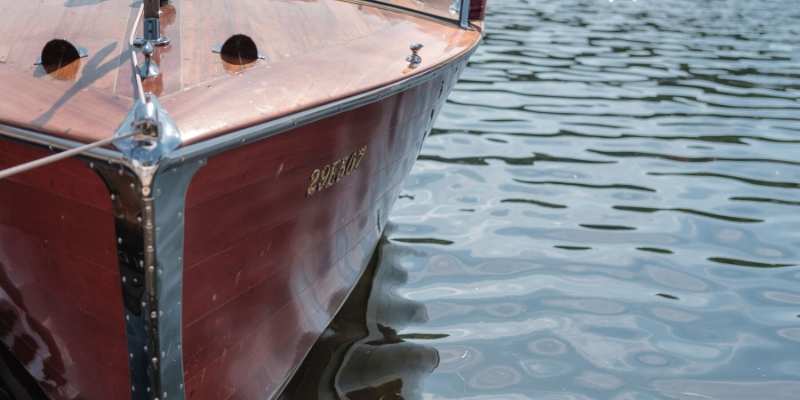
[0,131,139,180]
[0,5,148,181]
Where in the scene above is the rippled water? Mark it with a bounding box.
[282,0,800,399]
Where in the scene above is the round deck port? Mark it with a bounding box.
[218,34,261,66]
[39,39,82,72]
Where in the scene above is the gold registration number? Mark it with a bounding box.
[307,145,367,196]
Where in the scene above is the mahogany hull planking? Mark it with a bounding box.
[0,0,482,146]
[0,141,129,399]
[0,0,483,398]
[180,57,469,400]
[0,52,472,399]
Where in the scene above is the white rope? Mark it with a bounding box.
[0,131,137,180]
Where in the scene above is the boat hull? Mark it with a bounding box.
[0,51,470,399]
[181,56,468,400]
[0,142,129,399]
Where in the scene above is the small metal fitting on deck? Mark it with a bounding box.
[139,42,161,79]
[132,96,161,140]
[115,94,181,166]
[134,0,170,48]
[407,43,424,68]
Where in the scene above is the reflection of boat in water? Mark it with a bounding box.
[280,246,443,400]
[0,0,484,399]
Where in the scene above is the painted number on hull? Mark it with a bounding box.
[307,145,367,196]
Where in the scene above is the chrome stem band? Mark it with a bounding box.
[94,159,203,400]
[0,44,478,400]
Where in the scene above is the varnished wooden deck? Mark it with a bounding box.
[0,0,481,145]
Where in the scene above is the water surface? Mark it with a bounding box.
[283,0,800,398]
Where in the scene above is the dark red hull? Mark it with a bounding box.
[181,58,467,400]
[0,142,129,399]
[0,55,468,399]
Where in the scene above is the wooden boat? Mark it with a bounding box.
[281,250,439,400]
[0,0,483,399]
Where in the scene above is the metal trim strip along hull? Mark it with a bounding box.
[0,44,478,168]
[150,161,205,400]
[163,47,477,167]
[0,44,478,400]
[93,159,205,400]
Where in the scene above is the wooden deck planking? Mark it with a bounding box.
[0,0,480,145]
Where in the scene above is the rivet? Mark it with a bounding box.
[129,353,134,359]
[152,357,158,364]
[110,194,117,200]
[89,162,95,169]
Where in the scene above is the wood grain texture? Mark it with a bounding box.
[0,2,479,398]
[181,57,466,400]
[0,0,480,145]
[375,0,461,20]
[0,139,128,400]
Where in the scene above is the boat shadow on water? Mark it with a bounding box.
[280,240,443,400]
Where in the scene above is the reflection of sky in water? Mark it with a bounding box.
[377,0,800,398]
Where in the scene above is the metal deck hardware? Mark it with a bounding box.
[134,0,170,48]
[458,0,472,28]
[113,94,181,168]
[139,42,161,79]
[407,43,424,68]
